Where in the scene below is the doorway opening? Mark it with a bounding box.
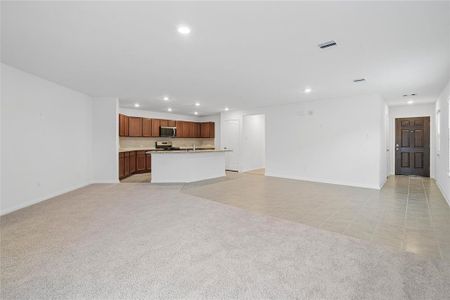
[395,117,430,177]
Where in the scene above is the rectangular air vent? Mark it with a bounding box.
[353,78,366,82]
[318,40,337,49]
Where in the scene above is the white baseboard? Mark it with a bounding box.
[264,172,382,190]
[435,179,450,207]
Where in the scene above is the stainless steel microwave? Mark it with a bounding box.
[160,126,177,137]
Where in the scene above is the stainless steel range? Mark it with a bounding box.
[155,141,180,151]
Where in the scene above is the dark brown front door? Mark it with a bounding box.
[395,117,430,177]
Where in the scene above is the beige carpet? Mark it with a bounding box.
[1,183,449,299]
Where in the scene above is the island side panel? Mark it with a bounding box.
[151,152,226,183]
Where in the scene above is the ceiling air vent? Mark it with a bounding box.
[318,40,337,49]
[353,78,366,82]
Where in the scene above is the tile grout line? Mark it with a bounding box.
[401,176,411,251]
[421,177,443,259]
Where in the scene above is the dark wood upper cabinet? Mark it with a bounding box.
[209,122,215,138]
[176,121,184,137]
[142,118,152,137]
[183,122,191,138]
[192,122,200,138]
[118,114,213,139]
[151,119,160,137]
[119,114,129,137]
[200,122,209,138]
[128,117,143,137]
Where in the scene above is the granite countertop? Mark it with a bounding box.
[119,147,218,153]
[147,149,232,154]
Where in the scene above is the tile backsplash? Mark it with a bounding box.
[120,137,215,149]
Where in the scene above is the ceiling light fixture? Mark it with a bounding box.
[224,107,229,111]
[195,102,200,106]
[163,96,169,101]
[194,112,198,115]
[168,107,172,112]
[304,87,312,94]
[134,103,140,108]
[177,25,191,35]
[407,100,414,105]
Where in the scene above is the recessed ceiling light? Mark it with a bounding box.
[134,103,140,108]
[195,102,200,106]
[407,100,414,104]
[177,25,191,35]
[304,88,312,94]
[163,96,169,101]
[168,108,172,112]
[194,112,198,115]
[224,107,229,111]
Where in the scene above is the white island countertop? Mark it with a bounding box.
[147,149,231,154]
[149,149,231,183]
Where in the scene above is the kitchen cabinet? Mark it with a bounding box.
[151,119,160,137]
[200,122,210,138]
[142,118,152,137]
[124,152,130,177]
[146,153,151,171]
[192,122,200,138]
[136,151,146,172]
[200,122,215,138]
[183,121,191,138]
[208,122,215,138]
[128,117,143,137]
[176,121,184,137]
[119,153,125,179]
[129,151,136,174]
[118,114,214,139]
[119,114,129,136]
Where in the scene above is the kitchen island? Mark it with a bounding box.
[148,149,231,183]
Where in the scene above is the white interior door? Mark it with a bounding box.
[223,119,240,171]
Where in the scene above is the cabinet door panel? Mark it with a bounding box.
[146,154,151,171]
[151,119,160,137]
[136,151,146,171]
[119,153,125,179]
[168,120,176,127]
[128,117,143,137]
[183,122,191,137]
[209,122,215,138]
[160,119,169,127]
[142,118,152,136]
[200,122,209,138]
[124,152,130,177]
[119,114,129,136]
[129,151,136,174]
[176,121,184,137]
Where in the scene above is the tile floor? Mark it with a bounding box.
[182,171,450,261]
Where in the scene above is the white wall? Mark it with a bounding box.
[435,80,450,205]
[241,114,265,172]
[388,103,436,177]
[264,95,385,189]
[1,64,93,215]
[92,98,119,183]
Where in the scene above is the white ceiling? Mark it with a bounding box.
[2,1,449,115]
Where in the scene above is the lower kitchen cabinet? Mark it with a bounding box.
[119,150,152,180]
[129,151,136,173]
[136,151,146,172]
[146,153,151,171]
